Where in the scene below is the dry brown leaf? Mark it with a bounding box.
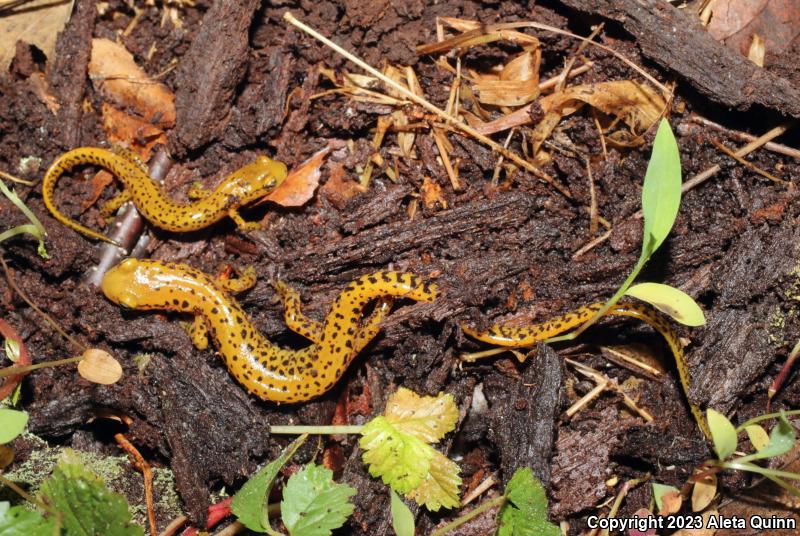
[0,0,74,71]
[78,348,123,385]
[321,162,365,209]
[28,72,60,114]
[472,49,541,106]
[420,176,447,209]
[531,80,666,153]
[102,103,167,157]
[81,171,115,212]
[748,33,766,66]
[660,490,683,516]
[263,148,327,207]
[89,38,176,127]
[691,472,717,512]
[0,444,13,471]
[706,0,800,57]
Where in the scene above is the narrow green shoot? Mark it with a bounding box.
[0,179,48,258]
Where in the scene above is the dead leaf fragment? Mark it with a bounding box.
[659,490,683,516]
[78,348,123,385]
[263,147,328,207]
[101,102,167,157]
[420,176,447,209]
[321,162,364,209]
[691,472,717,512]
[89,38,176,127]
[0,0,74,71]
[706,0,800,57]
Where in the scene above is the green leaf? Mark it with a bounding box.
[0,409,27,444]
[405,449,461,511]
[390,490,415,536]
[38,453,143,536]
[745,424,770,451]
[497,468,559,536]
[741,412,795,462]
[360,416,433,495]
[232,434,308,533]
[0,501,56,536]
[625,283,706,326]
[640,118,682,261]
[707,409,738,460]
[280,464,355,536]
[651,483,680,513]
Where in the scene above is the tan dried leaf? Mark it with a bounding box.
[89,38,176,127]
[0,0,74,71]
[691,472,717,512]
[263,148,326,207]
[78,348,123,385]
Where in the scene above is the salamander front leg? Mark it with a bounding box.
[229,208,263,232]
[216,265,257,294]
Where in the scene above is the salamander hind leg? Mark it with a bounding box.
[273,279,323,344]
[100,190,132,219]
[184,316,210,350]
[354,297,393,353]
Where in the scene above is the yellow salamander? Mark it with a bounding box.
[42,148,288,244]
[462,300,710,438]
[101,259,438,403]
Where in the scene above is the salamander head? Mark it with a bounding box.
[101,258,173,310]
[223,156,288,203]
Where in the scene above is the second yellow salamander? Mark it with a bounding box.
[42,148,288,244]
[462,300,710,438]
[102,259,438,403]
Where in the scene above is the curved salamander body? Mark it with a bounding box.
[462,300,710,438]
[43,148,287,244]
[102,259,438,403]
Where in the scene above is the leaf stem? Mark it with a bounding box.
[269,425,364,435]
[0,356,82,378]
[722,460,800,481]
[736,409,800,431]
[429,495,507,536]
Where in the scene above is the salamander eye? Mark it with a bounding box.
[119,258,138,273]
[118,292,139,309]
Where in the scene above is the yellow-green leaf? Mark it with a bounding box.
[360,416,433,494]
[384,388,459,443]
[745,424,770,451]
[405,449,461,511]
[707,409,737,460]
[625,283,705,326]
[390,490,415,536]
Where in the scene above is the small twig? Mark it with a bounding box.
[769,339,800,402]
[0,256,86,351]
[429,494,506,536]
[0,170,35,186]
[572,121,794,259]
[555,23,603,93]
[284,12,573,198]
[461,472,498,507]
[709,138,787,184]
[588,476,648,536]
[115,433,157,536]
[586,159,598,235]
[685,114,800,160]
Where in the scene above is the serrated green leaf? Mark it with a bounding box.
[232,434,308,533]
[652,483,680,513]
[360,416,432,494]
[742,412,796,462]
[497,468,559,536]
[384,388,459,443]
[38,454,143,536]
[280,464,355,536]
[625,283,705,326]
[707,409,737,460]
[745,424,770,451]
[0,410,27,444]
[390,490,415,536]
[405,449,460,511]
[0,501,55,536]
[640,118,682,261]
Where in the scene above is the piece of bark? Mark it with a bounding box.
[47,0,95,148]
[689,217,800,413]
[555,0,800,117]
[483,344,563,485]
[169,0,260,155]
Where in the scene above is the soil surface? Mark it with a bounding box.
[2,0,800,534]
